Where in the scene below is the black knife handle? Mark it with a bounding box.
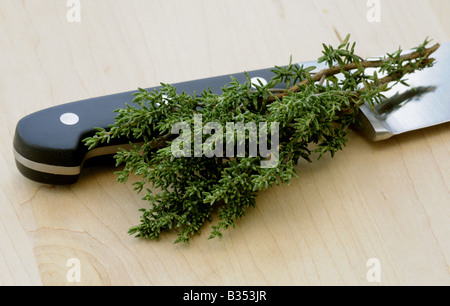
[13,66,290,185]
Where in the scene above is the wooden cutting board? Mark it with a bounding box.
[1,0,449,285]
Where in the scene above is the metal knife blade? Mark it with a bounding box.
[356,42,450,141]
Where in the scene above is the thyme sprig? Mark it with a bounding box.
[83,36,439,244]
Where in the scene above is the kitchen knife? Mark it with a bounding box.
[13,42,450,185]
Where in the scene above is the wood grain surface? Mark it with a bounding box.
[1,0,449,286]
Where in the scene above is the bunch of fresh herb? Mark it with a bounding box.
[83,36,439,244]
